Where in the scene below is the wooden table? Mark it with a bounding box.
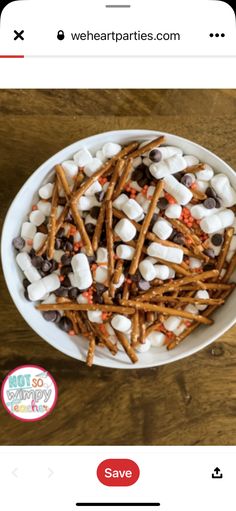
[1,89,236,446]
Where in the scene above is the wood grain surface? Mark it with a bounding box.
[1,89,236,446]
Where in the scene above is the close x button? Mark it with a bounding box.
[14,30,24,41]
[97,459,140,486]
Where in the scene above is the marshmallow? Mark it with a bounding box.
[165,204,182,219]
[113,194,129,210]
[95,266,108,284]
[42,293,57,305]
[85,214,97,226]
[164,175,193,205]
[56,205,64,219]
[53,250,64,263]
[150,154,186,180]
[143,157,152,166]
[116,244,135,260]
[196,180,209,193]
[76,293,89,304]
[78,195,99,211]
[73,148,92,167]
[113,274,125,289]
[184,304,199,315]
[21,222,36,240]
[163,316,181,332]
[62,160,78,182]
[84,158,102,177]
[102,142,121,158]
[191,204,223,220]
[152,219,173,240]
[29,210,45,226]
[16,252,41,283]
[230,236,236,252]
[96,247,108,263]
[111,314,131,333]
[129,180,142,192]
[33,232,47,251]
[195,290,210,311]
[184,155,199,166]
[71,253,92,289]
[139,259,156,281]
[226,250,234,263]
[150,146,183,160]
[154,264,173,280]
[196,165,214,181]
[211,173,236,207]
[84,180,102,196]
[28,273,60,301]
[133,157,142,168]
[37,200,51,216]
[135,339,151,352]
[74,230,81,242]
[189,257,202,269]
[114,218,136,242]
[122,198,143,220]
[173,323,186,336]
[147,242,184,264]
[200,209,234,234]
[38,183,54,200]
[96,150,107,163]
[87,310,103,323]
[146,331,165,347]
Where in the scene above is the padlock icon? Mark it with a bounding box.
[57,30,65,41]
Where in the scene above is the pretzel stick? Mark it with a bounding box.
[167,287,234,350]
[112,158,133,200]
[76,312,89,335]
[119,299,212,324]
[113,208,198,258]
[92,202,106,252]
[70,201,94,256]
[47,179,59,260]
[131,310,139,346]
[113,259,123,285]
[136,269,219,301]
[152,296,224,305]
[191,188,207,201]
[115,331,138,364]
[217,227,234,275]
[176,283,232,291]
[106,159,125,200]
[128,135,165,159]
[65,311,79,334]
[129,180,164,275]
[181,163,206,174]
[146,311,155,323]
[126,240,190,276]
[55,164,71,199]
[145,321,162,337]
[105,200,114,296]
[222,252,236,283]
[71,141,138,203]
[86,332,96,367]
[85,320,118,356]
[169,219,205,260]
[139,310,146,343]
[37,303,135,314]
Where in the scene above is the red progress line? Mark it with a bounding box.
[0,55,24,58]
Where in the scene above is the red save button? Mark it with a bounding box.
[97,459,140,486]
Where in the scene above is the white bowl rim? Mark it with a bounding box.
[1,129,236,369]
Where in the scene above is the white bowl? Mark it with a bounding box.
[2,130,236,369]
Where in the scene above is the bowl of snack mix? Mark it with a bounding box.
[2,130,236,368]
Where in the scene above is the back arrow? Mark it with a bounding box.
[12,468,18,478]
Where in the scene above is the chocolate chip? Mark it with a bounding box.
[50,259,58,271]
[174,172,184,182]
[173,234,185,245]
[203,197,216,209]
[24,289,30,301]
[68,287,79,300]
[62,276,71,288]
[12,236,25,250]
[54,287,69,298]
[95,190,105,202]
[61,254,72,266]
[93,292,104,304]
[181,174,193,188]
[157,197,169,210]
[138,176,149,187]
[211,233,223,246]
[57,227,65,238]
[54,238,61,250]
[31,256,43,269]
[215,198,221,208]
[144,167,153,180]
[41,260,52,273]
[138,280,151,291]
[37,223,48,234]
[132,163,148,182]
[29,248,36,257]
[58,197,66,206]
[23,278,30,288]
[58,316,73,332]
[206,187,217,199]
[42,311,60,322]
[203,263,215,271]
[64,213,73,223]
[61,265,72,276]
[149,149,162,162]
[130,271,142,282]
[169,229,178,241]
[204,248,215,258]
[149,213,159,230]
[65,241,73,252]
[90,206,100,219]
[87,255,96,264]
[86,223,95,235]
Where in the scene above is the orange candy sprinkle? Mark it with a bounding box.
[26,239,33,246]
[68,330,75,336]
[165,192,176,204]
[59,275,65,282]
[32,205,38,211]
